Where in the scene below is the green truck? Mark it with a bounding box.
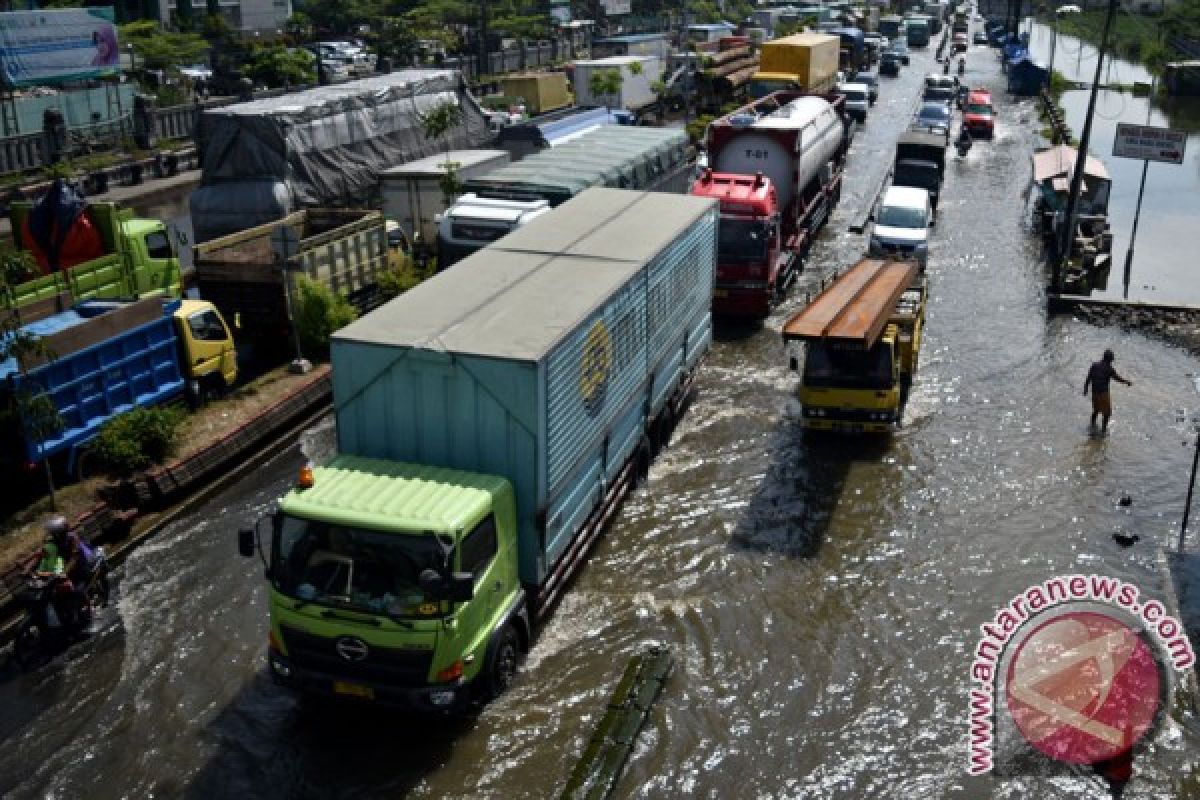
[6,199,180,312]
[238,188,718,710]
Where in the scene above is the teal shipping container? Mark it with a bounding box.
[330,188,718,588]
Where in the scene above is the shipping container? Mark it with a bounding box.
[498,73,571,114]
[571,55,661,114]
[331,188,717,591]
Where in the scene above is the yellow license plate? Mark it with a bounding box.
[713,289,728,298]
[333,681,375,700]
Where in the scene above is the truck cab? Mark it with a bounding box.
[691,170,782,317]
[435,194,551,269]
[255,456,527,710]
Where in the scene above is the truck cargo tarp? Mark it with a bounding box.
[190,70,491,242]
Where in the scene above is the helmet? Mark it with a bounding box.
[44,515,68,540]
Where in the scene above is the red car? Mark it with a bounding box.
[953,33,968,53]
[962,90,995,138]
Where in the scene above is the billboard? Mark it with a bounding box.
[601,0,633,15]
[0,8,119,88]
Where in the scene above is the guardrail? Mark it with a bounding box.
[1038,88,1070,144]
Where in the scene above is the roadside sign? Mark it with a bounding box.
[1112,123,1187,164]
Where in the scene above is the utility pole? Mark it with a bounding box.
[1054,0,1118,293]
[1181,424,1200,551]
[1122,70,1157,299]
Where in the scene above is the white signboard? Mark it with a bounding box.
[0,8,119,87]
[1112,123,1187,165]
[601,0,632,15]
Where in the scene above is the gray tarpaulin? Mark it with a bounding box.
[189,70,491,243]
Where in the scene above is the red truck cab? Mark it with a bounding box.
[962,90,995,138]
[691,170,783,317]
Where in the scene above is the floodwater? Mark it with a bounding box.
[1026,21,1200,305]
[5,37,1200,799]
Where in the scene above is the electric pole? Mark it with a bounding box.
[1054,0,1118,293]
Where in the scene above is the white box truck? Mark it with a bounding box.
[380,149,510,256]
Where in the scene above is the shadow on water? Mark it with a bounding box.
[183,673,472,800]
[713,316,765,343]
[729,413,891,558]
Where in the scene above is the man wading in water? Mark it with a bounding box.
[1083,349,1132,434]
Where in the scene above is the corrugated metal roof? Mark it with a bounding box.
[279,454,504,532]
[1032,144,1109,183]
[334,189,717,361]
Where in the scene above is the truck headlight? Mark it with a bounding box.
[430,690,456,707]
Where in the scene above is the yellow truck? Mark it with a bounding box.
[782,258,926,433]
[749,32,840,99]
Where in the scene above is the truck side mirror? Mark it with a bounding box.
[238,527,256,557]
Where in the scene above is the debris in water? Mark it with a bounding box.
[1113,532,1140,548]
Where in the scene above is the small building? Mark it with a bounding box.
[1008,56,1048,95]
[592,32,672,61]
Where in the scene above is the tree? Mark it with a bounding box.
[589,67,624,109]
[245,45,317,87]
[120,20,210,73]
[0,246,62,507]
[419,101,466,205]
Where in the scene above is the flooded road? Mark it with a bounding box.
[5,38,1200,799]
[1026,21,1200,305]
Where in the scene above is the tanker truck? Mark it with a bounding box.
[691,92,850,317]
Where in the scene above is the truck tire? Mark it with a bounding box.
[483,623,520,700]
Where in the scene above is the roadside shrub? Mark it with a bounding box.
[88,406,186,476]
[293,275,357,360]
[377,260,435,300]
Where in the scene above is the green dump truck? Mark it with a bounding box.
[238,188,718,710]
[6,189,180,312]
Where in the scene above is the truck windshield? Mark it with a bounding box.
[803,343,895,389]
[718,218,771,263]
[272,515,451,618]
[879,203,927,228]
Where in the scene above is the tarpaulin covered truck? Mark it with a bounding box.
[189,70,492,243]
[238,188,717,709]
[0,297,235,470]
[7,181,180,313]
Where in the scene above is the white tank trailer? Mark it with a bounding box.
[707,95,845,217]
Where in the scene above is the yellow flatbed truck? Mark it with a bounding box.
[782,258,925,433]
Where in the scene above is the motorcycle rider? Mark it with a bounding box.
[958,57,966,75]
[956,126,973,154]
[29,516,96,627]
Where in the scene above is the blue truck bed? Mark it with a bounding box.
[2,299,184,463]
[331,188,717,589]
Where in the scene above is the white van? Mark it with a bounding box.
[868,185,932,267]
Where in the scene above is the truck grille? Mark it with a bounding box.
[281,625,434,686]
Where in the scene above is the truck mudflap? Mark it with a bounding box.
[530,366,699,619]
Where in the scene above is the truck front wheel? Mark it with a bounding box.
[483,624,520,700]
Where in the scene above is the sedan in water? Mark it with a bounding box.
[912,102,953,141]
[962,92,995,138]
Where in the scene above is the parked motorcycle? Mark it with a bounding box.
[11,549,110,669]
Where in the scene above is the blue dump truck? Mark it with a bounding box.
[238,189,717,708]
[1,296,236,472]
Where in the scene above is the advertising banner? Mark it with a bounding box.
[0,8,120,88]
[601,0,633,15]
[1112,122,1187,165]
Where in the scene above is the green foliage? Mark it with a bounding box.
[293,276,357,361]
[686,113,714,145]
[438,160,463,206]
[419,101,465,155]
[86,406,185,477]
[245,44,316,87]
[120,21,210,72]
[378,260,436,300]
[589,68,624,107]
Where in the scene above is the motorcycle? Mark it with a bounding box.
[11,549,110,669]
[956,134,973,158]
[958,58,966,76]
